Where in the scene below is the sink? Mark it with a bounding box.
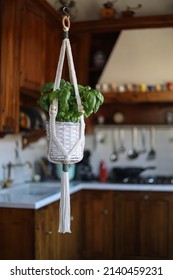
[0,182,61,197]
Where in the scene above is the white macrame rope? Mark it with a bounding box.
[47,35,85,233]
[48,37,85,164]
[66,39,83,112]
[58,170,71,233]
[53,39,67,91]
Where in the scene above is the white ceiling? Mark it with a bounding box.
[47,0,173,21]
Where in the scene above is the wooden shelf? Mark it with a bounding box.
[103,91,173,103]
[71,14,173,33]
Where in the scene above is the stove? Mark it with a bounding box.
[110,176,173,185]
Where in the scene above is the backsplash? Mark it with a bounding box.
[1,125,173,185]
[85,125,173,178]
[0,135,47,185]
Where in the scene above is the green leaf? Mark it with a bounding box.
[40,82,54,95]
[37,93,50,112]
[93,100,102,113]
[38,79,104,123]
[92,89,104,104]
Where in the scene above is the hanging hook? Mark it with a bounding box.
[63,6,70,18]
[62,0,70,17]
[62,0,71,37]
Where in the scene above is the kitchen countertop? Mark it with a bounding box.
[1,181,173,209]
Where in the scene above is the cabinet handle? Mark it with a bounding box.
[70,216,74,221]
[103,209,109,215]
[144,195,149,200]
[45,230,52,235]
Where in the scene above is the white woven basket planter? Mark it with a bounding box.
[46,120,85,164]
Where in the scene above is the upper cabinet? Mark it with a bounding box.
[0,0,21,134]
[0,0,61,140]
[20,0,46,93]
[1,10,173,137]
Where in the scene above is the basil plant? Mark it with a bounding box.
[37,79,104,123]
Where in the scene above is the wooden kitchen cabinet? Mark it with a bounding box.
[20,0,45,93]
[36,192,82,260]
[57,192,82,260]
[0,208,34,260]
[44,17,61,83]
[0,192,81,260]
[1,189,173,260]
[0,0,61,139]
[20,0,61,92]
[114,191,173,259]
[81,190,113,259]
[35,200,59,260]
[0,0,21,134]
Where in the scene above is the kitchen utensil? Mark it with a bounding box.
[147,127,156,160]
[140,127,146,153]
[118,128,126,153]
[110,166,156,180]
[127,127,139,159]
[110,130,119,161]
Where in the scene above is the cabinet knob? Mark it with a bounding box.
[45,230,52,235]
[103,209,109,215]
[70,216,74,221]
[144,195,149,200]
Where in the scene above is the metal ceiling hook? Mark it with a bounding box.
[63,0,70,18]
[62,1,71,35]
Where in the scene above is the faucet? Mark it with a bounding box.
[1,161,32,188]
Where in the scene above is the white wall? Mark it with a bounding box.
[0,135,47,185]
[47,0,173,21]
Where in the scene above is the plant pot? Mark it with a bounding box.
[46,120,85,164]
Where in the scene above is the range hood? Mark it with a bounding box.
[99,28,173,86]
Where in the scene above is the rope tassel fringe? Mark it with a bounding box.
[58,164,71,233]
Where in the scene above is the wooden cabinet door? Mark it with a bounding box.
[82,190,113,259]
[56,192,82,260]
[35,201,59,260]
[114,192,173,259]
[0,208,34,260]
[0,0,21,133]
[44,17,61,83]
[65,192,82,259]
[35,193,82,260]
[20,0,45,92]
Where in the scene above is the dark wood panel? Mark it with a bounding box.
[95,103,173,125]
[71,15,173,33]
[0,208,34,259]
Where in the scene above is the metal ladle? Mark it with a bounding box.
[118,128,126,153]
[127,127,139,159]
[139,127,146,154]
[110,130,119,162]
[147,126,156,160]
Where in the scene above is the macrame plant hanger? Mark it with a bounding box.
[46,7,85,233]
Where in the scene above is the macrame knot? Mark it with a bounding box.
[50,104,57,115]
[78,105,84,113]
